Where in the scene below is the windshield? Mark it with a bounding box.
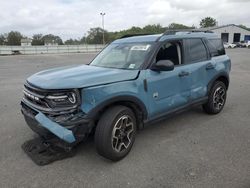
[90,43,152,70]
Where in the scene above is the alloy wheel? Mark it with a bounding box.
[213,86,226,110]
[111,115,134,153]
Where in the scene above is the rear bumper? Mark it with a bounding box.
[21,101,94,144]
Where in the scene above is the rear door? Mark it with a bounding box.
[183,38,213,101]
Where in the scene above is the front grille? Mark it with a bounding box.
[24,84,46,96]
[23,84,49,109]
[22,82,79,115]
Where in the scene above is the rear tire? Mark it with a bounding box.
[203,81,227,114]
[94,105,136,161]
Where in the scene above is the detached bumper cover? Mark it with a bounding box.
[21,101,93,144]
[35,112,76,143]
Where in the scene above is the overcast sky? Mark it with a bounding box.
[0,0,250,40]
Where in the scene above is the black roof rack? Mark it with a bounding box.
[119,29,214,41]
[163,29,213,35]
[120,33,156,39]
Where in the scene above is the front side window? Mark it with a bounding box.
[90,43,152,70]
[185,39,208,63]
[156,41,182,66]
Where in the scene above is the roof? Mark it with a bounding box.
[159,32,218,41]
[113,32,218,44]
[197,24,235,31]
[113,34,162,43]
[203,24,250,32]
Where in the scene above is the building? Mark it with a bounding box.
[21,38,32,46]
[205,24,250,43]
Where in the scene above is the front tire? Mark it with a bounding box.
[203,81,227,114]
[95,106,136,161]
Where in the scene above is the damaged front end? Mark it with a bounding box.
[21,82,93,147]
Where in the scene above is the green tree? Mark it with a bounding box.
[168,23,194,29]
[127,26,143,34]
[80,36,87,44]
[32,34,44,45]
[0,34,7,45]
[142,24,165,33]
[65,38,82,45]
[65,39,74,45]
[78,23,196,44]
[86,27,109,44]
[107,24,165,43]
[199,17,217,28]
[7,31,23,45]
[42,34,63,45]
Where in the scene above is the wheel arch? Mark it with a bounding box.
[87,95,148,130]
[208,72,229,94]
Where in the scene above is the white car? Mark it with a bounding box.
[223,42,236,48]
[247,41,250,48]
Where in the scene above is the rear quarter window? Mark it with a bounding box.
[206,39,225,57]
[184,39,208,63]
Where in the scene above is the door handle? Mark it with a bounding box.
[178,71,190,77]
[206,63,215,70]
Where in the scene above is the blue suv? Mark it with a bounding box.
[21,30,231,161]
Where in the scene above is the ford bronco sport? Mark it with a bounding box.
[21,30,231,161]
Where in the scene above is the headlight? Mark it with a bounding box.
[46,90,79,108]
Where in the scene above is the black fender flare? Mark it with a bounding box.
[207,72,229,94]
[86,95,148,125]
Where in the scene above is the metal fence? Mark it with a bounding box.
[0,45,105,55]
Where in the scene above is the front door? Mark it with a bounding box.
[145,41,192,119]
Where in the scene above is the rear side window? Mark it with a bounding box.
[206,39,225,57]
[184,39,208,63]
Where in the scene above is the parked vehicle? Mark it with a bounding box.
[233,42,244,48]
[224,42,236,48]
[232,42,240,48]
[247,41,250,48]
[21,30,231,161]
[233,41,248,48]
[239,41,248,47]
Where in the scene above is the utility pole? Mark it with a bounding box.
[100,12,106,45]
[84,33,87,44]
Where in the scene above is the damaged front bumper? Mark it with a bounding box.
[21,101,94,144]
[35,112,76,143]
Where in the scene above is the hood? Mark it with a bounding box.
[27,65,139,89]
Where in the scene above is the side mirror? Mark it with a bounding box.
[152,60,174,71]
